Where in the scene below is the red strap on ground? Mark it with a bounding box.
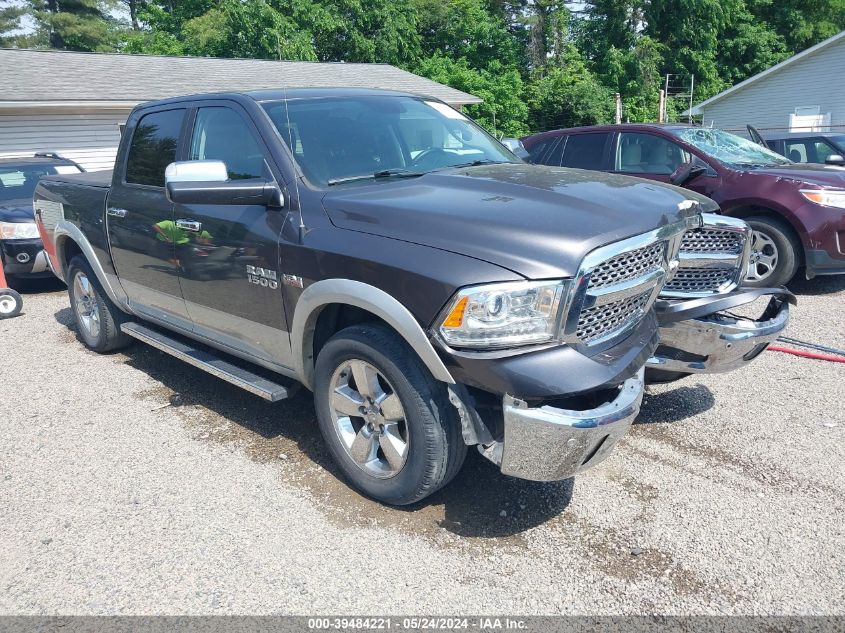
[768,345,845,364]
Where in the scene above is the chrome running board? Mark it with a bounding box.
[121,322,294,402]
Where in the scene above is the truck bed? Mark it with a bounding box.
[34,171,113,279]
[40,169,113,189]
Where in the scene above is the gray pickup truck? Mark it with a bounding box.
[34,89,792,505]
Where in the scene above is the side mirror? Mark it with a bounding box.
[165,159,228,183]
[669,162,708,186]
[501,138,530,160]
[164,160,283,207]
[825,154,845,166]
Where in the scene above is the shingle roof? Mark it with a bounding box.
[0,48,482,106]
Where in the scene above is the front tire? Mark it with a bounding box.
[314,324,466,505]
[744,216,800,287]
[67,256,132,353]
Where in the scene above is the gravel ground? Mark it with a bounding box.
[0,276,843,615]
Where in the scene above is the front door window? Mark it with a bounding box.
[616,132,690,175]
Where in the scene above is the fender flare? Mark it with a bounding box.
[290,278,455,391]
[54,221,131,313]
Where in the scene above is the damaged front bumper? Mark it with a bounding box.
[646,287,794,378]
[486,369,645,482]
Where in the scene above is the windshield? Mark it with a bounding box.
[830,135,845,154]
[671,128,792,168]
[262,95,518,186]
[0,164,79,202]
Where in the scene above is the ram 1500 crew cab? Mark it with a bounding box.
[34,89,792,504]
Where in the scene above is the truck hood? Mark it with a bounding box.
[744,163,845,188]
[322,163,705,279]
[0,197,34,223]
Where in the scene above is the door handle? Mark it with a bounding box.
[175,219,202,232]
[107,207,128,218]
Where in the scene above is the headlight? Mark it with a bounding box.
[0,221,40,240]
[800,189,845,210]
[437,280,568,349]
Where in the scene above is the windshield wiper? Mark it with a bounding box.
[327,169,424,186]
[374,168,425,179]
[448,159,507,169]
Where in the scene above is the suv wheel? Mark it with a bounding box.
[744,216,800,287]
[67,256,132,353]
[314,324,466,505]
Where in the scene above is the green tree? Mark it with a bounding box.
[416,0,521,70]
[180,0,315,60]
[747,0,845,52]
[0,4,27,46]
[526,43,615,130]
[643,0,744,99]
[717,11,788,86]
[123,0,421,66]
[416,54,529,136]
[24,0,122,51]
[299,0,421,66]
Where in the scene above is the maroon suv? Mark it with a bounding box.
[522,124,845,286]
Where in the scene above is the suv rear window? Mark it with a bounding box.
[0,165,78,201]
[560,133,609,170]
[125,109,185,187]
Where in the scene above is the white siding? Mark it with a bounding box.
[0,109,130,171]
[701,35,845,133]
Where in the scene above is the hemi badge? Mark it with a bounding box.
[282,274,304,288]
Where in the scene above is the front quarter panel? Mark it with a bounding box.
[281,223,524,389]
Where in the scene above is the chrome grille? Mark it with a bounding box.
[576,290,652,343]
[664,267,736,293]
[588,242,665,290]
[660,215,750,298]
[564,230,680,347]
[680,228,743,255]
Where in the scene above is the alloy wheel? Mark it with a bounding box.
[328,359,409,479]
[746,229,779,283]
[73,271,101,339]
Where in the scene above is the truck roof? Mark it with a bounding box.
[137,87,439,110]
[522,122,699,143]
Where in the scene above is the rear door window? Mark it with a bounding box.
[125,109,185,187]
[560,133,610,170]
[782,139,836,163]
[784,141,810,163]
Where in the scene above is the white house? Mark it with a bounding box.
[688,30,845,134]
[0,49,481,171]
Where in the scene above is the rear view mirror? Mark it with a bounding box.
[165,160,283,207]
[825,154,845,166]
[669,162,707,186]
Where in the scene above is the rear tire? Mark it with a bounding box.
[314,323,466,505]
[744,216,800,287]
[66,255,132,353]
[0,288,23,319]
